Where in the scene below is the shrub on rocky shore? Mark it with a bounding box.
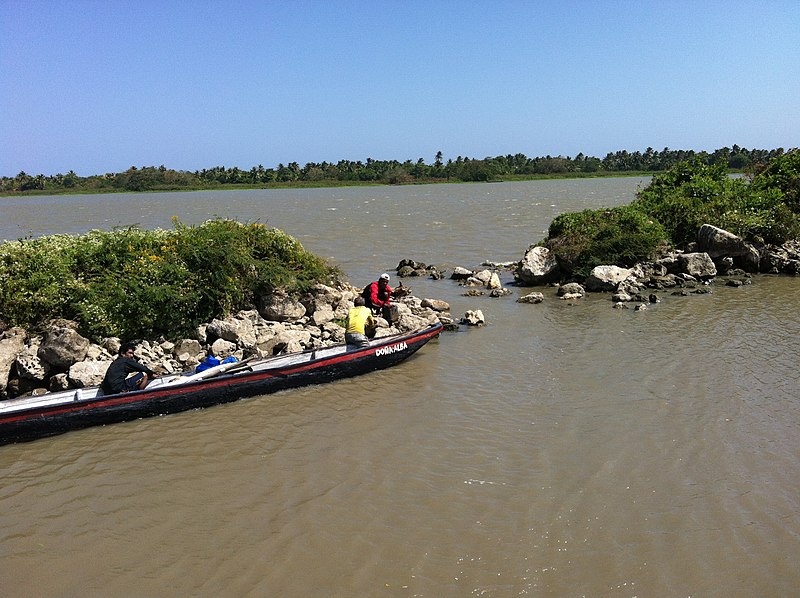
[0,218,342,342]
[543,205,668,279]
[524,150,800,281]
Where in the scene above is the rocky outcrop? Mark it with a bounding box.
[692,238,797,275]
[760,240,800,275]
[0,285,450,400]
[15,343,49,383]
[395,259,445,279]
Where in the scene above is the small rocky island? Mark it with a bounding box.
[511,224,799,306]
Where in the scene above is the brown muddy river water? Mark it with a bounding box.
[2,179,799,596]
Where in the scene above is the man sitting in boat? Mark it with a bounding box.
[345,296,376,347]
[363,273,399,323]
[101,342,157,395]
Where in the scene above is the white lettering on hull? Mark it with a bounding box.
[375,341,408,357]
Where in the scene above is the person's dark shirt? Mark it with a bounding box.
[101,356,155,394]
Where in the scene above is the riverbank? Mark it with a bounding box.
[0,170,664,198]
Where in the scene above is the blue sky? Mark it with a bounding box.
[1,0,798,177]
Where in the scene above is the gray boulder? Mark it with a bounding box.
[517,292,545,304]
[461,309,485,326]
[393,311,438,333]
[321,321,346,343]
[210,338,237,359]
[174,338,202,359]
[103,337,122,355]
[516,246,559,285]
[303,284,346,316]
[311,304,336,325]
[38,323,90,370]
[677,252,717,279]
[259,292,307,322]
[421,298,451,312]
[69,360,110,388]
[256,328,313,356]
[557,282,585,297]
[472,269,493,284]
[450,266,474,280]
[697,224,752,258]
[85,344,113,361]
[310,283,344,305]
[15,344,49,382]
[276,329,312,353]
[207,315,257,348]
[585,266,632,292]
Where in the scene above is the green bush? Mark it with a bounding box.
[0,219,341,341]
[633,153,800,246]
[717,186,800,244]
[750,150,800,214]
[544,205,668,278]
[632,159,747,247]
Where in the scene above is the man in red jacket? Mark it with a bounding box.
[363,273,398,323]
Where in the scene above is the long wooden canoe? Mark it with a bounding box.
[0,322,443,446]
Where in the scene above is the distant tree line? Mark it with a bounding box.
[0,146,787,194]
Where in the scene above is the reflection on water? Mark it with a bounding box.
[2,179,799,596]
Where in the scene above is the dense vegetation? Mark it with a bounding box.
[542,150,800,278]
[0,219,341,341]
[545,206,669,279]
[1,146,784,194]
